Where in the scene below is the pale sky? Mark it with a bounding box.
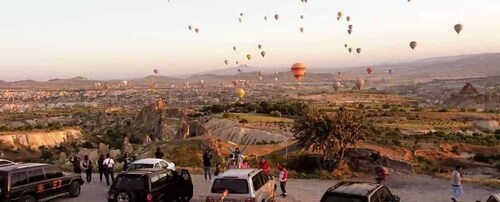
[0,0,499,81]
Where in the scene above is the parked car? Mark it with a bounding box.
[206,169,277,202]
[107,168,193,202]
[320,181,400,202]
[486,193,500,202]
[0,159,15,167]
[126,158,176,172]
[0,163,83,202]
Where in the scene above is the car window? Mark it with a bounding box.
[28,169,45,183]
[151,171,169,189]
[44,166,63,179]
[159,161,168,168]
[113,175,147,190]
[0,161,13,165]
[154,163,162,168]
[128,164,153,170]
[252,174,263,191]
[377,187,392,201]
[323,194,364,202]
[487,196,498,202]
[211,179,249,194]
[181,170,191,181]
[10,172,28,187]
[259,172,269,184]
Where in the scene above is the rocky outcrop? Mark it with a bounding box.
[189,120,211,137]
[122,137,134,153]
[345,147,414,174]
[176,119,190,140]
[474,120,500,133]
[133,105,175,141]
[444,83,500,111]
[0,129,83,149]
[204,118,289,145]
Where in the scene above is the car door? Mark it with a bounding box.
[180,169,193,201]
[159,161,168,169]
[43,166,65,195]
[28,168,53,200]
[9,171,29,201]
[369,189,382,202]
[251,173,264,201]
[258,172,272,200]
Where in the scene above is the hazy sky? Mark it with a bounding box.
[1,0,499,81]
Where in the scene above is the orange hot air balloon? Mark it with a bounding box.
[291,63,306,81]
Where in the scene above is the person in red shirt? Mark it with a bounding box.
[259,157,271,175]
[375,162,386,184]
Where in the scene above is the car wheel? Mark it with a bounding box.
[116,192,135,202]
[21,195,36,202]
[69,181,81,197]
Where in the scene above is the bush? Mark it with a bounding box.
[382,103,391,109]
[80,141,94,149]
[222,113,231,119]
[473,154,493,164]
[438,108,450,112]
[170,144,202,167]
[286,154,323,174]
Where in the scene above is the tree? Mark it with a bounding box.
[293,109,369,170]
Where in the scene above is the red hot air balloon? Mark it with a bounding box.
[366,67,373,74]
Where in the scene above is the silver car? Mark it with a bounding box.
[206,169,277,202]
[126,158,175,172]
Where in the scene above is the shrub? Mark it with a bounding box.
[222,113,231,118]
[170,144,202,167]
[239,119,249,124]
[382,103,391,109]
[438,108,450,112]
[473,154,493,164]
[80,141,94,149]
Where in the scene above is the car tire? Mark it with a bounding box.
[115,191,135,202]
[21,195,36,202]
[69,181,81,197]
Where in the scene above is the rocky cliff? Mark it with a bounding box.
[444,83,500,110]
[204,118,289,145]
[0,129,83,149]
[133,105,175,141]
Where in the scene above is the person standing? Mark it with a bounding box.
[97,154,105,182]
[69,155,82,174]
[375,162,386,184]
[227,146,247,168]
[259,157,271,175]
[277,163,288,198]
[81,155,93,184]
[214,163,222,177]
[451,166,464,202]
[203,149,212,181]
[103,153,115,186]
[241,160,250,169]
[155,147,164,159]
[123,152,131,172]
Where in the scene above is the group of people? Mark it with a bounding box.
[203,146,289,198]
[69,152,132,186]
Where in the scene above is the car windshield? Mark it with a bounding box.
[128,164,154,170]
[323,194,365,202]
[113,175,147,190]
[211,179,249,194]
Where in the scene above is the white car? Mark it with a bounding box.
[486,193,500,202]
[0,159,15,167]
[206,169,277,202]
[126,158,176,171]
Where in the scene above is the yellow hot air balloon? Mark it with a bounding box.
[261,51,266,58]
[409,41,417,50]
[246,54,252,60]
[291,63,306,82]
[454,24,463,34]
[235,88,245,99]
[300,27,304,33]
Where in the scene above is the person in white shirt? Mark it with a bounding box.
[451,165,463,202]
[103,153,115,186]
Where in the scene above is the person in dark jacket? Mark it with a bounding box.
[69,155,82,174]
[155,147,164,159]
[81,155,93,183]
[97,154,105,182]
[123,152,131,172]
[203,149,212,181]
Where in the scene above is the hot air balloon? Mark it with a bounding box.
[356,48,362,54]
[333,82,342,91]
[389,69,393,74]
[237,68,242,73]
[355,79,365,90]
[261,51,266,58]
[291,63,306,82]
[154,69,159,75]
[348,25,353,30]
[238,18,242,23]
[300,15,304,20]
[246,54,252,60]
[235,88,245,99]
[348,29,352,35]
[348,47,353,53]
[188,25,192,30]
[224,60,229,65]
[274,78,278,82]
[344,44,348,48]
[454,24,463,34]
[300,27,304,33]
[337,17,340,21]
[122,80,128,86]
[366,67,373,74]
[195,28,199,33]
[233,46,237,51]
[258,71,263,77]
[346,16,351,21]
[258,44,262,49]
[275,71,278,76]
[264,16,267,21]
[274,14,279,20]
[240,13,243,17]
[409,41,417,50]
[200,80,205,89]
[236,61,239,65]
[337,11,343,19]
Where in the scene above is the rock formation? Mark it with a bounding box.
[176,119,190,140]
[0,129,83,149]
[122,137,134,153]
[133,105,175,141]
[444,83,500,111]
[189,120,211,137]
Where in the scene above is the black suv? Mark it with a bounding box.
[320,181,400,202]
[0,163,84,202]
[108,168,193,202]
